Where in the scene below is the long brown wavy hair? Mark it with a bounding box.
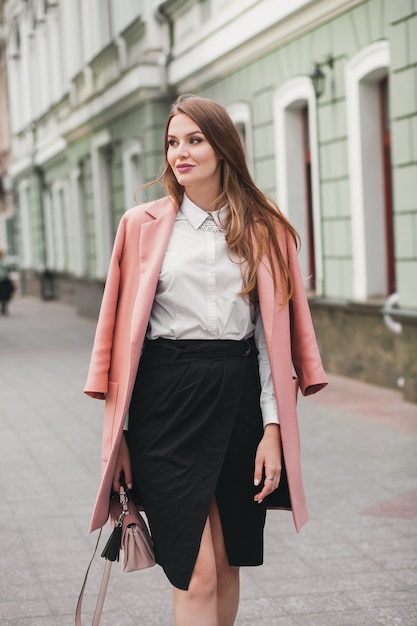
[150,94,300,305]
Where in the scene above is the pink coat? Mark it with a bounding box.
[85,196,328,533]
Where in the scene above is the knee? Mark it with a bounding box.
[187,562,217,602]
[216,563,239,593]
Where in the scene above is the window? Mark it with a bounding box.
[52,182,68,272]
[122,140,144,210]
[227,102,254,175]
[18,181,33,268]
[379,76,395,294]
[301,106,316,290]
[70,164,87,276]
[346,41,393,300]
[274,77,323,294]
[43,187,55,270]
[91,130,114,279]
[10,19,21,59]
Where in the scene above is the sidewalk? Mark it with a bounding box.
[1,296,416,626]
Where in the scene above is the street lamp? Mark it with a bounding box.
[310,55,334,99]
[310,63,325,99]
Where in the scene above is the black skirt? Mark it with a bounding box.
[127,337,289,590]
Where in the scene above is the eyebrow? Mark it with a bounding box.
[167,130,205,138]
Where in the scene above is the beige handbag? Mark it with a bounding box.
[75,485,155,625]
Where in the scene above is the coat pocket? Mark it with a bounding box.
[102,381,119,461]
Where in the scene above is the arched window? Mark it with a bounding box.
[346,41,393,300]
[227,102,254,176]
[274,78,323,294]
[52,181,69,272]
[18,181,33,269]
[70,164,87,277]
[43,187,55,270]
[122,139,144,210]
[91,130,114,279]
[10,19,21,59]
[8,19,23,133]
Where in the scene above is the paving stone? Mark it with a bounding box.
[291,609,380,625]
[365,604,417,626]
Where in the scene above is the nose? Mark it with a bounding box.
[177,141,190,159]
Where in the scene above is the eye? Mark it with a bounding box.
[190,137,202,144]
[167,139,177,147]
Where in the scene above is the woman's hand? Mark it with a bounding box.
[112,432,133,492]
[253,424,282,504]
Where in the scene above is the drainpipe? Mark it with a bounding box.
[155,1,175,98]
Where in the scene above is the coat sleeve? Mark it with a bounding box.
[84,216,126,399]
[287,231,328,397]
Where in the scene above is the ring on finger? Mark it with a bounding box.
[266,476,274,481]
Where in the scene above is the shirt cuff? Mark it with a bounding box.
[260,401,279,427]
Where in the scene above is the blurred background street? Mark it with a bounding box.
[1,296,416,625]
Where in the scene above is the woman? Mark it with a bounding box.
[85,95,328,626]
[0,249,15,315]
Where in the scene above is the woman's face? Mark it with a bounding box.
[166,113,222,200]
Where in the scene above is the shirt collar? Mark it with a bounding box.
[178,194,227,230]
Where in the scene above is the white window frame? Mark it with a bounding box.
[227,102,254,176]
[70,166,87,276]
[52,181,67,272]
[122,139,144,210]
[43,187,55,270]
[18,180,33,269]
[273,77,323,295]
[346,41,391,301]
[91,129,113,279]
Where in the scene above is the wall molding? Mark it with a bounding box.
[169,0,364,90]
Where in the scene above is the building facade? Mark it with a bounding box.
[1,0,416,400]
[0,0,15,259]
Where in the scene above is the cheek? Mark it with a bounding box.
[207,150,220,171]
[166,149,174,166]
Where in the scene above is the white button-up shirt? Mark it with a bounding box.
[147,194,278,426]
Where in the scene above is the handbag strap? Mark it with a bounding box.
[75,529,113,626]
[75,486,133,625]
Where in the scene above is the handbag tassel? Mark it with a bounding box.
[100,519,123,562]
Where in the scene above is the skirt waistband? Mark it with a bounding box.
[145,336,257,359]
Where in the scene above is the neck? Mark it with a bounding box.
[185,186,222,212]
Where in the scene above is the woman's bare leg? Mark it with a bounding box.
[173,516,219,626]
[172,500,240,626]
[209,499,240,626]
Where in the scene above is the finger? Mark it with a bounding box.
[254,478,269,503]
[124,465,133,491]
[254,480,274,502]
[254,483,271,504]
[113,465,122,492]
[253,454,264,487]
[265,469,281,492]
[254,471,281,504]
